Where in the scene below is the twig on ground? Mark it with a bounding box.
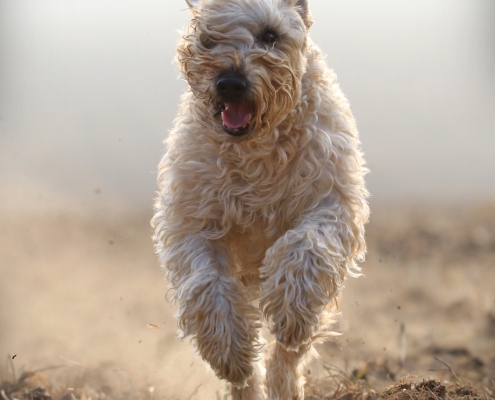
[433,356,461,383]
[34,365,67,373]
[59,357,83,366]
[399,323,407,368]
[425,386,440,400]
[7,355,16,383]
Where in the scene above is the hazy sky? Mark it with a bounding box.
[1,0,494,212]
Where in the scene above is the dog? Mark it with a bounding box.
[152,0,369,398]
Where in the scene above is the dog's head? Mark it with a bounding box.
[178,0,312,141]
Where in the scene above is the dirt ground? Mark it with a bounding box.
[1,202,494,399]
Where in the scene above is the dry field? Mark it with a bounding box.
[1,203,494,399]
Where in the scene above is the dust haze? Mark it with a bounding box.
[1,1,495,399]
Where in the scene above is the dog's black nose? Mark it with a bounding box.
[217,75,247,101]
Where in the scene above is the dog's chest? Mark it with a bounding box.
[214,156,318,232]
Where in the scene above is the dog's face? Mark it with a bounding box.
[178,0,312,141]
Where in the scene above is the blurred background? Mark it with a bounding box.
[1,0,494,211]
[1,1,494,399]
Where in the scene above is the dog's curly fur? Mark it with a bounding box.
[152,0,369,398]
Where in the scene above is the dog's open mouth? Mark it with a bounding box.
[221,103,253,137]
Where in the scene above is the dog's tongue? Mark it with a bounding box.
[221,103,252,129]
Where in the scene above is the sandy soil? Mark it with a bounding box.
[1,203,494,399]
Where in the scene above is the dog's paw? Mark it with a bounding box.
[260,270,321,351]
[197,314,261,388]
[181,277,261,386]
[201,337,255,387]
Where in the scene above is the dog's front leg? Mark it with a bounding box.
[260,205,354,349]
[161,233,261,388]
[260,198,365,399]
[260,195,367,350]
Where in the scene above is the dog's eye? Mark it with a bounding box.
[261,30,278,45]
[200,34,216,49]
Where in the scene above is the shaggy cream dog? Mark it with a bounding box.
[152,0,369,398]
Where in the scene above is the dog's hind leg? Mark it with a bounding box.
[231,353,266,400]
[265,341,317,400]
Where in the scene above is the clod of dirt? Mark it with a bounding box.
[0,372,52,400]
[382,380,446,399]
[20,387,52,400]
[381,379,487,400]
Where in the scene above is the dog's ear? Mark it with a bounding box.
[290,0,313,29]
[185,0,200,9]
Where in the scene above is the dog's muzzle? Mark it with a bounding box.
[217,75,248,101]
[216,74,253,137]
